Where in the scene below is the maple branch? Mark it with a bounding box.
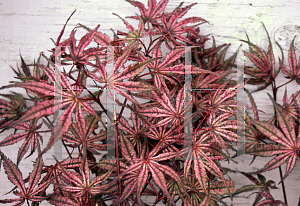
[147,32,170,55]
[138,39,148,53]
[152,195,167,206]
[276,79,294,89]
[147,179,159,202]
[271,81,288,205]
[36,130,52,133]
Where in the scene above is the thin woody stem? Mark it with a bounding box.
[272,81,288,205]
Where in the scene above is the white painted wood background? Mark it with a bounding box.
[0,0,300,205]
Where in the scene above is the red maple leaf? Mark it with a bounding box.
[247,94,300,181]
[0,151,50,205]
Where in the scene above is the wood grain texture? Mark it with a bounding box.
[0,0,299,205]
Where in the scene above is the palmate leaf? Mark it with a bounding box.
[54,157,114,201]
[203,112,237,149]
[63,115,106,154]
[78,23,111,47]
[255,192,287,206]
[117,105,150,152]
[0,151,50,205]
[113,14,147,46]
[231,172,277,206]
[48,196,86,206]
[247,94,300,181]
[125,0,169,24]
[280,89,300,124]
[0,119,43,165]
[137,87,192,128]
[108,138,154,205]
[0,71,100,156]
[147,124,181,153]
[39,158,82,197]
[279,35,300,85]
[140,42,217,89]
[182,174,233,206]
[138,43,186,88]
[0,93,24,130]
[86,44,158,104]
[177,132,224,195]
[109,139,188,206]
[153,2,207,49]
[63,24,105,64]
[242,23,280,92]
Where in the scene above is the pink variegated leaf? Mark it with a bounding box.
[109,161,144,186]
[176,16,207,28]
[0,198,23,204]
[119,131,137,162]
[137,107,172,117]
[254,153,290,175]
[40,103,75,156]
[112,179,137,206]
[289,36,297,75]
[78,24,100,57]
[114,43,135,74]
[115,57,160,81]
[210,179,236,196]
[159,47,185,68]
[0,151,26,194]
[125,0,168,23]
[261,22,275,78]
[246,144,286,157]
[279,57,292,77]
[113,13,135,33]
[136,164,149,206]
[248,104,300,180]
[279,36,300,84]
[0,133,28,147]
[152,152,178,161]
[17,138,31,165]
[63,25,104,65]
[153,2,206,49]
[116,80,154,92]
[148,165,175,206]
[90,166,114,187]
[36,64,56,83]
[27,155,43,193]
[267,93,296,144]
[171,2,197,20]
[78,23,111,46]
[245,88,259,120]
[48,196,82,206]
[251,119,289,146]
[0,81,54,97]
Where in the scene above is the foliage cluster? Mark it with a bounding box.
[0,0,299,205]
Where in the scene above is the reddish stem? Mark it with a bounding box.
[87,192,90,206]
[193,106,214,134]
[146,32,170,55]
[147,180,159,201]
[139,71,156,78]
[152,195,167,206]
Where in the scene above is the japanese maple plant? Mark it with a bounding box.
[0,0,299,205]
